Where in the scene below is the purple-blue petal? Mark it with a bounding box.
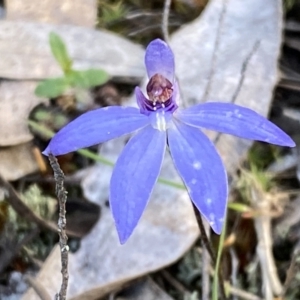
[176,102,295,147]
[43,106,149,156]
[135,86,150,115]
[145,39,175,82]
[110,125,166,244]
[168,121,228,234]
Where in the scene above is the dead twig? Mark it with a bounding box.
[229,248,239,300]
[193,205,227,300]
[203,0,228,100]
[0,175,81,238]
[0,227,39,274]
[282,240,300,296]
[228,286,263,300]
[201,220,211,300]
[231,41,260,102]
[162,0,172,42]
[250,187,283,298]
[160,269,188,294]
[48,154,69,300]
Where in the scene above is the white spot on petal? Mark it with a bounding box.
[193,161,202,170]
[103,107,109,111]
[191,179,197,185]
[209,213,215,226]
[206,198,212,205]
[226,111,233,118]
[234,109,242,118]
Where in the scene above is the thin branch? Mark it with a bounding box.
[193,205,227,300]
[228,286,263,300]
[282,240,300,296]
[160,270,188,294]
[201,221,211,300]
[193,206,215,261]
[213,40,260,145]
[231,41,260,102]
[162,0,172,42]
[48,154,69,300]
[250,187,283,297]
[0,228,39,273]
[203,0,228,100]
[0,175,80,238]
[229,248,239,300]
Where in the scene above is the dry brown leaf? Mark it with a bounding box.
[0,142,39,181]
[116,278,175,300]
[0,81,46,146]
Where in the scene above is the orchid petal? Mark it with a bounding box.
[177,102,295,147]
[135,86,149,115]
[43,106,149,156]
[168,121,228,234]
[110,126,166,243]
[145,39,175,82]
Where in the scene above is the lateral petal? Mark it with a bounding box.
[110,126,166,244]
[168,121,228,234]
[177,102,295,147]
[145,39,175,82]
[135,86,151,115]
[43,106,149,156]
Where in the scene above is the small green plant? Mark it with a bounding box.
[284,0,297,12]
[98,0,128,27]
[35,32,109,98]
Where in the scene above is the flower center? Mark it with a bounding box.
[146,74,173,103]
[149,110,172,131]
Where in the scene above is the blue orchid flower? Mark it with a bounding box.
[43,39,295,244]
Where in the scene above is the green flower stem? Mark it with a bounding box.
[77,148,114,166]
[212,210,228,300]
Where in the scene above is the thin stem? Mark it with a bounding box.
[250,187,283,297]
[162,0,172,42]
[193,205,227,300]
[194,206,216,261]
[201,221,211,300]
[213,211,227,300]
[48,154,69,300]
[203,0,228,101]
[282,241,300,296]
